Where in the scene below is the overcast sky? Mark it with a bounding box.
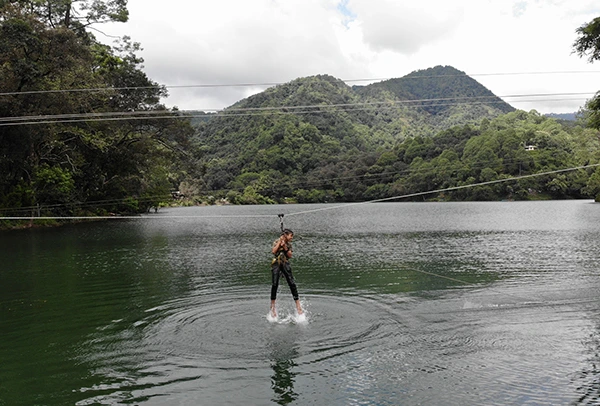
[100,0,600,114]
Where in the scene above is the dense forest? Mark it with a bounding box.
[194,106,600,204]
[1,2,600,226]
[0,0,201,222]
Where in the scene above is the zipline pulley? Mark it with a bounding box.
[278,213,285,233]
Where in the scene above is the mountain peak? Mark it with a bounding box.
[355,65,514,116]
[231,74,357,110]
[224,65,514,134]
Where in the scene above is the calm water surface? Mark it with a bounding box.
[1,201,600,405]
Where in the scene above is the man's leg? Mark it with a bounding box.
[270,299,277,318]
[270,263,280,317]
[294,299,304,315]
[281,263,303,315]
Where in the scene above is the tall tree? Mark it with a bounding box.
[0,0,198,217]
[574,17,600,62]
[573,16,600,129]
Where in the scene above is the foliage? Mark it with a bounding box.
[0,0,128,31]
[194,100,600,203]
[573,16,600,63]
[573,15,600,130]
[0,0,200,219]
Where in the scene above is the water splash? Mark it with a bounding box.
[266,310,308,325]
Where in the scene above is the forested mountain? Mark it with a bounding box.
[193,67,517,197]
[192,67,600,204]
[209,66,514,145]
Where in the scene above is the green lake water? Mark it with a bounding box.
[1,201,599,405]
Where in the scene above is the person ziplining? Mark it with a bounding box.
[269,215,303,319]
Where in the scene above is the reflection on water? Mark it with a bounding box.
[1,201,600,405]
[269,328,300,405]
[271,357,298,405]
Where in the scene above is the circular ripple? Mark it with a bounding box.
[139,288,410,368]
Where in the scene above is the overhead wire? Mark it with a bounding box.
[284,163,600,217]
[0,92,593,127]
[0,70,598,97]
[0,68,597,127]
[0,72,595,216]
[0,69,593,130]
[1,71,598,310]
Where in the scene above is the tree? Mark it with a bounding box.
[1,0,128,30]
[573,16,600,129]
[0,1,198,218]
[573,17,600,62]
[0,10,99,211]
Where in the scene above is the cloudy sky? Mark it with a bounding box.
[100,0,600,114]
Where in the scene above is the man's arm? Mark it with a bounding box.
[272,237,292,257]
[272,237,285,255]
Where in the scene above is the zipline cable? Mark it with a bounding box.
[3,163,599,220]
[281,163,600,303]
[0,154,548,215]
[285,163,600,217]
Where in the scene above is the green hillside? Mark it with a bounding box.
[192,105,600,204]
[191,67,536,203]
[188,67,600,204]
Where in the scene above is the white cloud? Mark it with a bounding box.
[103,0,369,108]
[100,0,600,113]
[346,0,465,54]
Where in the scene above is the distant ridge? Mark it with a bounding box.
[223,65,515,138]
[545,112,577,121]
